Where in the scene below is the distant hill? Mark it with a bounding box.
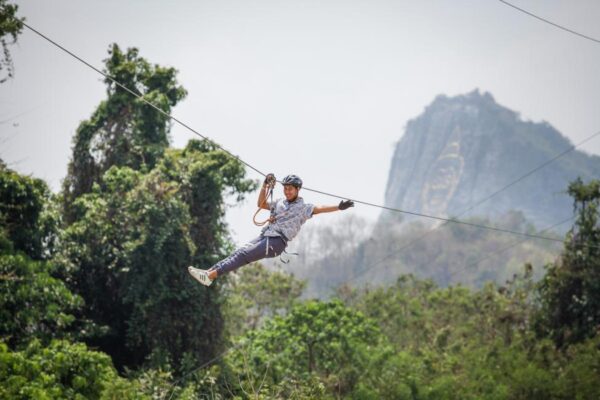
[281,91,600,297]
[286,211,563,298]
[384,90,600,230]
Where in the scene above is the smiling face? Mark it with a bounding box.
[283,184,299,202]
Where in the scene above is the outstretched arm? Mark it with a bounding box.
[313,200,354,215]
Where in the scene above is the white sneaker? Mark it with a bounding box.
[188,266,213,287]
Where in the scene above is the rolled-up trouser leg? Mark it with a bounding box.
[212,235,286,276]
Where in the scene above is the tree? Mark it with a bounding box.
[0,340,138,399]
[0,166,82,348]
[0,253,83,348]
[221,263,305,338]
[60,140,255,371]
[229,300,382,397]
[62,43,187,220]
[0,164,59,260]
[0,1,24,83]
[58,43,255,371]
[536,178,600,347]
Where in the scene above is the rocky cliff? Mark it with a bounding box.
[384,90,600,230]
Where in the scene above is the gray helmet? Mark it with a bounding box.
[282,174,303,188]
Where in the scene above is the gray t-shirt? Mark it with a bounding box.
[261,197,315,242]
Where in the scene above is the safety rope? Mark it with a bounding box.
[253,177,276,226]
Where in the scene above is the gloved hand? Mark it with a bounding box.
[338,200,354,210]
[264,173,276,187]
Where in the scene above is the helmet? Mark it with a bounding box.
[282,174,303,188]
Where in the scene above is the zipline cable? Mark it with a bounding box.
[498,0,600,45]
[19,21,268,179]
[19,21,594,247]
[400,214,574,286]
[458,215,574,274]
[303,185,564,243]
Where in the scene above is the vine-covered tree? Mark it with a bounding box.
[0,165,82,348]
[61,140,255,370]
[62,43,187,221]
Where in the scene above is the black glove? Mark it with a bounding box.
[338,200,354,210]
[264,173,276,187]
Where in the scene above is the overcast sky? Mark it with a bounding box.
[2,0,599,246]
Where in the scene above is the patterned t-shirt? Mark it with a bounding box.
[261,197,315,242]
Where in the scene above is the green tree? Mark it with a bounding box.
[553,335,600,400]
[0,0,24,83]
[0,253,83,348]
[536,179,600,347]
[62,43,187,220]
[0,164,59,260]
[342,272,561,399]
[60,140,255,371]
[221,263,305,338]
[0,339,132,399]
[229,300,382,397]
[0,166,82,348]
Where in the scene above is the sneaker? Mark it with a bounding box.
[188,266,213,287]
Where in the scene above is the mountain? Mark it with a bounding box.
[281,90,599,298]
[384,90,600,230]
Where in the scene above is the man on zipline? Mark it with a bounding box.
[188,174,354,286]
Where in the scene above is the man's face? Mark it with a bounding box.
[283,184,299,201]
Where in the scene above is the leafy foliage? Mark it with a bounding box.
[338,270,600,400]
[226,300,382,397]
[536,179,600,347]
[3,161,600,398]
[0,253,83,347]
[0,164,58,260]
[0,340,121,399]
[0,0,24,83]
[0,165,82,348]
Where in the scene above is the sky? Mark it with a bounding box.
[1,0,600,246]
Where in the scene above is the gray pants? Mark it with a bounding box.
[211,235,287,276]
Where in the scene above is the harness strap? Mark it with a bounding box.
[279,248,299,264]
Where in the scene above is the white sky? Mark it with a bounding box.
[1,0,600,246]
